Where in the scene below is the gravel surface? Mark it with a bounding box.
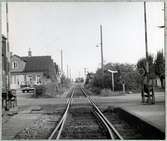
[60,106,108,139]
[14,105,64,139]
[2,106,29,125]
[14,114,60,139]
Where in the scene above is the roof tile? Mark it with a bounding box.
[21,56,52,73]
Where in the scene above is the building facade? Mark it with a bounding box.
[10,51,58,89]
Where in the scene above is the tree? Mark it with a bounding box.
[89,63,141,91]
[93,69,103,88]
[104,63,141,91]
[154,51,165,88]
[123,71,142,91]
[61,74,71,88]
[85,72,94,85]
[137,55,156,79]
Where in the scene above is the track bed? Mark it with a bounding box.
[60,106,108,139]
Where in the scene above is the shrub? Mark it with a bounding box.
[34,85,46,97]
[44,82,59,96]
[100,89,113,96]
[90,87,101,95]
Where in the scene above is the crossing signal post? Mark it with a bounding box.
[107,70,118,92]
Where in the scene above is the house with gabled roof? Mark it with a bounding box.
[10,49,58,89]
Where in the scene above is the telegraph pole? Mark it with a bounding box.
[6,2,10,88]
[84,68,87,76]
[164,1,166,86]
[144,2,151,103]
[60,49,63,86]
[61,49,63,75]
[6,1,10,110]
[100,25,104,75]
[144,2,149,81]
[100,25,104,88]
[6,2,9,52]
[84,68,87,82]
[66,65,69,79]
[69,67,71,81]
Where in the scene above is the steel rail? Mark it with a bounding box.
[88,96,123,139]
[48,88,75,140]
[94,111,114,139]
[80,87,124,140]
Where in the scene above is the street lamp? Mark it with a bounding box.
[107,69,118,91]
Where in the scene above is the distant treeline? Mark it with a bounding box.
[85,50,165,93]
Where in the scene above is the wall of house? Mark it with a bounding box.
[10,55,57,89]
[11,55,26,72]
[11,74,24,89]
[25,72,53,86]
[11,72,53,89]
[11,72,44,89]
[10,55,26,89]
[24,72,44,86]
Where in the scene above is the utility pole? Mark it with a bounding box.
[84,68,87,82]
[164,2,166,96]
[6,2,10,88]
[61,49,63,75]
[144,2,149,81]
[84,68,87,76]
[100,24,104,75]
[6,2,9,52]
[6,1,10,110]
[144,2,151,104]
[60,49,63,86]
[99,24,104,88]
[69,67,71,81]
[66,65,68,79]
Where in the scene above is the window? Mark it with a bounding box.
[29,75,32,81]
[37,75,41,84]
[12,62,17,69]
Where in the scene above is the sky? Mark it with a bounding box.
[2,2,164,79]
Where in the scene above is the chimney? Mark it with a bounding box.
[28,48,32,57]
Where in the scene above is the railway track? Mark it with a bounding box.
[80,87,123,139]
[48,85,123,139]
